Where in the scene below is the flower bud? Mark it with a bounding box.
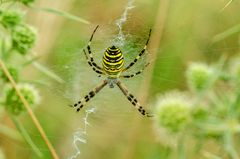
[186,63,213,92]
[4,83,40,115]
[155,91,191,133]
[0,10,23,28]
[20,0,35,6]
[12,24,36,55]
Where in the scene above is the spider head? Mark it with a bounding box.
[107,77,117,88]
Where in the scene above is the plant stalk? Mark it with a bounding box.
[0,59,59,159]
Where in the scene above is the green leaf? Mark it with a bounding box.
[203,151,223,159]
[212,23,240,43]
[32,7,90,24]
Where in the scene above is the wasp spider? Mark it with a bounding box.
[71,25,152,117]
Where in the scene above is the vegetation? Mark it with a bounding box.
[0,0,240,159]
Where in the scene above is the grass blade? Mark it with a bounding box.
[212,23,240,43]
[22,56,41,67]
[33,7,90,24]
[221,0,233,12]
[24,55,64,83]
[0,123,23,141]
[32,61,65,84]
[10,114,43,158]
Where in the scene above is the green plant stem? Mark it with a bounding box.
[229,90,240,118]
[203,151,222,159]
[178,133,186,159]
[212,23,240,43]
[0,123,23,141]
[21,54,64,84]
[0,38,13,61]
[224,131,239,159]
[27,56,65,84]
[9,113,43,158]
[194,135,204,155]
[0,59,59,159]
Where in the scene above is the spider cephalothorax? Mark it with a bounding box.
[71,25,152,117]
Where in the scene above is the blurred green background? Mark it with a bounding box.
[1,0,240,158]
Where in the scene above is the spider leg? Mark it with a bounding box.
[123,29,152,72]
[71,80,108,112]
[83,49,105,75]
[120,62,150,78]
[116,80,153,117]
[87,25,103,70]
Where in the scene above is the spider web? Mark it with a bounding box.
[2,0,239,159]
[68,107,96,159]
[67,1,136,158]
[38,1,240,158]
[52,1,240,159]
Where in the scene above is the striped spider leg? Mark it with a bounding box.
[86,25,103,71]
[83,49,105,75]
[120,62,150,78]
[116,80,153,117]
[122,29,152,72]
[71,80,108,112]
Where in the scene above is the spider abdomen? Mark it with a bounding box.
[102,45,124,75]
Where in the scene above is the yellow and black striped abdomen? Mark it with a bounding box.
[102,45,124,76]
